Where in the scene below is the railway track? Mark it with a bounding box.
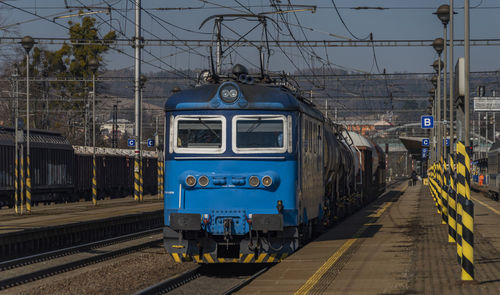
[134,264,270,295]
[0,229,163,290]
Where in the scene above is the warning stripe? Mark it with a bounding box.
[170,252,290,263]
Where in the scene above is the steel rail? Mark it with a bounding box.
[220,266,269,295]
[0,228,161,271]
[0,238,163,290]
[133,267,202,295]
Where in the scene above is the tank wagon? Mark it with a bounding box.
[162,65,386,263]
[0,126,158,208]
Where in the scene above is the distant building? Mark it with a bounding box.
[100,118,133,140]
[345,119,392,136]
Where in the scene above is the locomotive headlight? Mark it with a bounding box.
[262,176,273,187]
[219,84,239,103]
[249,176,260,187]
[185,175,196,187]
[198,175,209,187]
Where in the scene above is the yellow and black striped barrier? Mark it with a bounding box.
[26,155,31,213]
[92,157,97,206]
[170,252,289,263]
[447,155,457,243]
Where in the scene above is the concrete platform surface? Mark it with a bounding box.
[0,196,163,235]
[237,182,500,294]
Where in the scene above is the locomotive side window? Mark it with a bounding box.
[232,115,287,154]
[172,115,226,154]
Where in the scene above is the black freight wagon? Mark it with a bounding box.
[73,146,158,200]
[1,126,159,209]
[0,126,75,208]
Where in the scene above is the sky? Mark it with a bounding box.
[1,0,499,75]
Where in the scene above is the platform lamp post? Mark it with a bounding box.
[20,36,35,213]
[432,51,444,162]
[435,5,451,160]
[429,88,437,162]
[88,57,99,206]
[430,76,438,162]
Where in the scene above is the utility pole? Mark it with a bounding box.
[133,0,142,202]
[443,24,448,159]
[449,0,455,156]
[13,67,19,214]
[465,0,470,148]
[437,61,442,161]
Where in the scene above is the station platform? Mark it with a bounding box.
[0,195,163,235]
[238,182,500,294]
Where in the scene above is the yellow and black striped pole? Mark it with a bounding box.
[14,149,19,214]
[456,142,466,266]
[448,154,457,243]
[26,154,31,213]
[139,158,143,202]
[157,158,162,199]
[134,156,140,202]
[440,158,448,225]
[459,143,474,281]
[20,145,24,214]
[92,157,97,206]
[161,161,164,199]
[462,199,474,281]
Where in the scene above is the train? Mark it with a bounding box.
[487,141,500,200]
[162,65,386,263]
[0,126,158,208]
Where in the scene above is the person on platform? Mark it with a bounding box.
[411,170,418,186]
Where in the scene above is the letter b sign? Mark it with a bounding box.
[421,116,434,129]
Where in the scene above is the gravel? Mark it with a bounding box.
[8,245,197,295]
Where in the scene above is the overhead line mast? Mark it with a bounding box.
[134,0,142,202]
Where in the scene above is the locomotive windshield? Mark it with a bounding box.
[173,115,226,154]
[232,115,288,153]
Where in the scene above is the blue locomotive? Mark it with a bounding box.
[163,65,384,263]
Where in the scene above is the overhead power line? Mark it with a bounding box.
[2,37,500,47]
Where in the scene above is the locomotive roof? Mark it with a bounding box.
[164,82,325,120]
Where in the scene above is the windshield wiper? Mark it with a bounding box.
[246,118,262,132]
[198,118,221,140]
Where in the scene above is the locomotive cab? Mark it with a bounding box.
[163,78,302,263]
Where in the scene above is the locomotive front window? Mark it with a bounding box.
[232,115,288,154]
[172,115,226,154]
